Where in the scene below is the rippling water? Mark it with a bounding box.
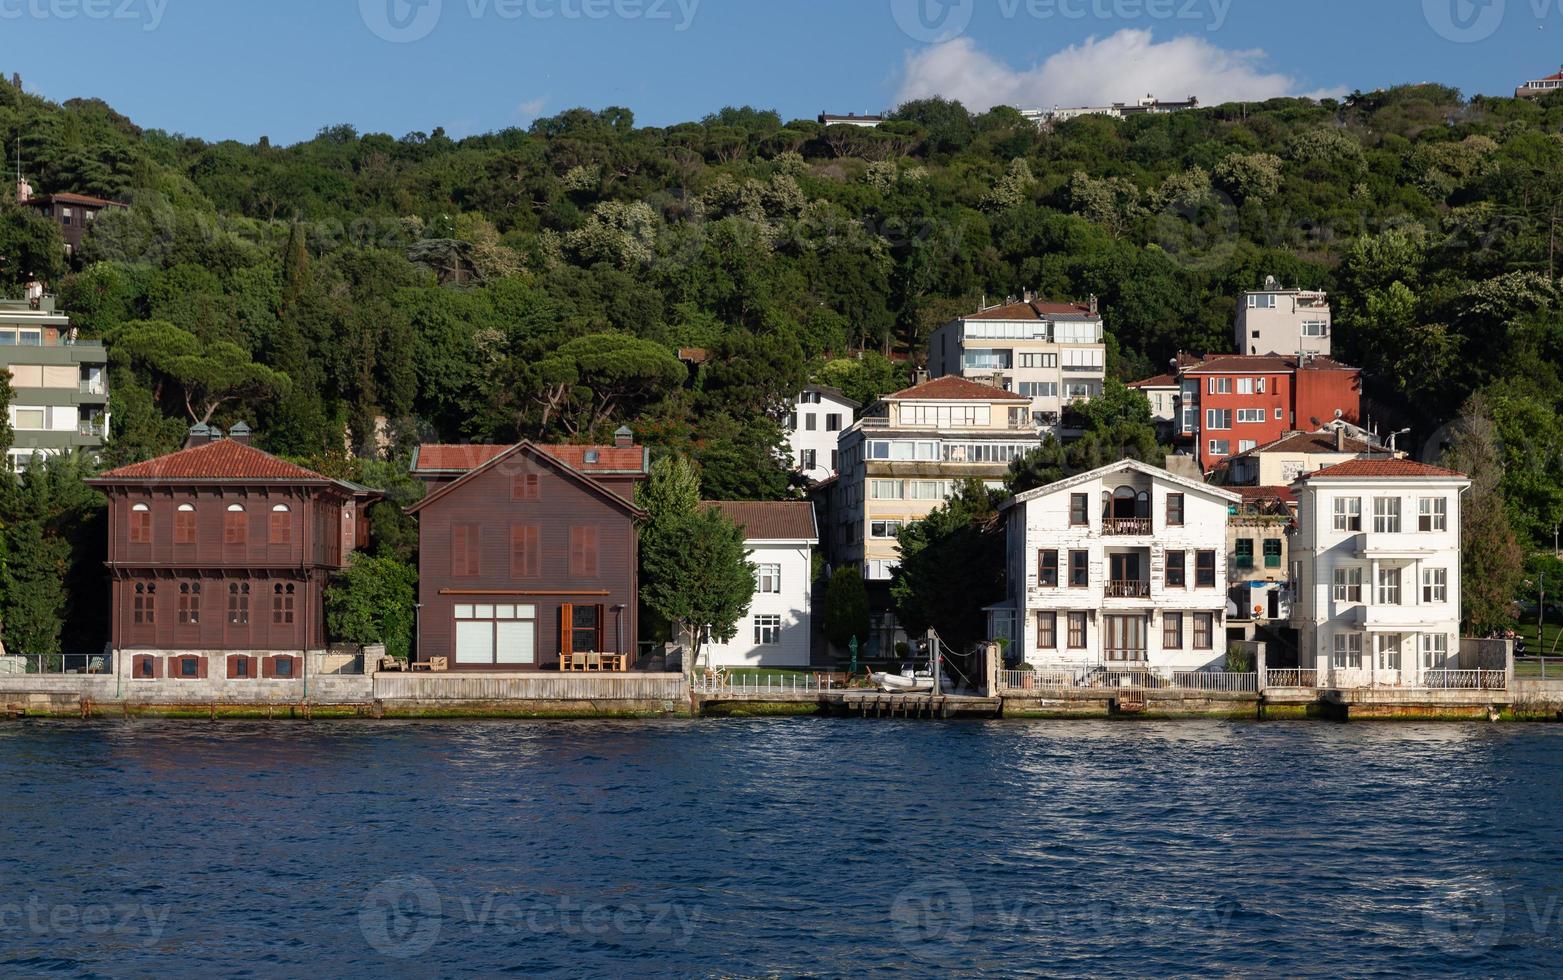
[2,719,1562,976]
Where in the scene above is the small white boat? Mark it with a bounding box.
[871,671,933,693]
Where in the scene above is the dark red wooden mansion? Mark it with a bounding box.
[407,428,650,671]
[88,425,380,675]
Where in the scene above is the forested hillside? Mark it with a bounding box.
[2,79,1563,535]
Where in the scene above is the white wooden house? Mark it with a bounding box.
[993,460,1240,671]
[701,502,819,669]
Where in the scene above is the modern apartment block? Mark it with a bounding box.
[1290,459,1470,688]
[993,459,1239,671]
[786,385,858,483]
[1235,278,1332,356]
[926,295,1106,430]
[1,296,110,471]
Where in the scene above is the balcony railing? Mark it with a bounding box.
[1102,517,1151,536]
[1263,669,1318,689]
[1105,581,1151,599]
[78,379,105,395]
[78,421,106,438]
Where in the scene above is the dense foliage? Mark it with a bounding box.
[323,553,419,662]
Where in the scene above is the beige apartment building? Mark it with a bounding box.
[1236,278,1332,357]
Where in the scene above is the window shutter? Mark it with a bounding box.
[596,604,607,653]
[560,604,573,655]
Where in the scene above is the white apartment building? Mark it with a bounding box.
[786,385,858,483]
[993,459,1240,671]
[926,296,1107,430]
[701,502,819,669]
[1290,459,1470,688]
[1236,277,1332,356]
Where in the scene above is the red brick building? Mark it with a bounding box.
[87,428,379,675]
[407,431,650,671]
[1143,354,1363,473]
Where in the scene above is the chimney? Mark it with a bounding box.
[614,425,635,449]
[913,368,930,386]
[184,423,212,449]
[15,176,30,204]
[1088,294,1099,316]
[1335,426,1346,453]
[229,421,253,446]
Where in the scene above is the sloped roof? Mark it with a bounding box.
[22,192,126,208]
[1178,354,1358,374]
[93,440,330,483]
[1007,458,1242,508]
[1233,431,1378,459]
[704,501,818,542]
[1298,459,1467,481]
[803,384,861,410]
[412,443,649,476]
[1127,373,1178,389]
[964,299,1098,321]
[406,442,647,517]
[887,375,1031,402]
[1235,486,1298,505]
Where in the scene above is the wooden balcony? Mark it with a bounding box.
[1102,517,1152,536]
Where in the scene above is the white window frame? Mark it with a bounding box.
[754,615,782,646]
[1333,497,1363,532]
[1419,497,1448,532]
[1422,568,1448,604]
[1373,497,1402,534]
[1332,632,1363,669]
[756,564,782,595]
[1333,567,1363,604]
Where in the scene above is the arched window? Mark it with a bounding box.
[227,583,250,626]
[224,504,247,546]
[174,503,197,545]
[273,583,296,626]
[1111,486,1138,520]
[133,582,156,625]
[269,504,292,546]
[178,581,201,625]
[129,503,152,544]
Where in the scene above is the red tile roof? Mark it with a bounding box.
[1298,459,1467,481]
[413,443,648,475]
[1237,431,1378,458]
[1127,373,1178,389]
[1235,486,1298,505]
[94,440,330,482]
[887,375,1031,401]
[704,501,818,541]
[1178,354,1358,374]
[965,299,1097,321]
[22,192,125,208]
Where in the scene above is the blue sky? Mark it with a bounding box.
[2,0,1560,144]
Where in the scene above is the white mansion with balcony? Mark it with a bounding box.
[927,295,1106,430]
[992,459,1240,671]
[1290,459,1470,688]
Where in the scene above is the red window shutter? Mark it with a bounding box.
[452,525,480,577]
[560,604,573,655]
[270,512,291,545]
[571,527,599,577]
[585,528,598,577]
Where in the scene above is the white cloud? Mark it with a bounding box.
[517,96,549,120]
[895,30,1340,112]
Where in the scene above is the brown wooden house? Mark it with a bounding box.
[87,428,379,664]
[407,431,650,671]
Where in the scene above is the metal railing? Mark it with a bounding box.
[1105,581,1151,599]
[78,379,105,395]
[1421,669,1508,691]
[1103,518,1152,536]
[691,672,837,696]
[0,653,112,676]
[1514,658,1563,680]
[997,667,1257,694]
[1263,669,1319,689]
[78,421,106,438]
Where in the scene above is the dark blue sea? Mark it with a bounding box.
[2,719,1562,976]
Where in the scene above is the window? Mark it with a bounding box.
[1420,633,1449,669]
[1333,567,1363,603]
[224,505,248,546]
[1017,382,1059,398]
[1333,497,1362,532]
[1239,441,1258,453]
[272,584,296,625]
[871,480,903,500]
[60,206,73,226]
[1038,550,1059,588]
[1248,294,1277,310]
[1423,568,1448,604]
[274,657,296,678]
[451,524,480,578]
[269,504,292,545]
[133,583,156,625]
[805,415,817,432]
[1275,408,1284,421]
[564,603,603,654]
[502,524,538,579]
[1208,440,1230,457]
[1380,638,1403,676]
[178,583,201,626]
[1019,353,1058,369]
[1208,377,1233,395]
[1377,567,1402,605]
[569,526,600,577]
[1236,378,1253,395]
[1163,612,1183,650]
[130,503,152,544]
[1373,497,1402,534]
[827,414,843,432]
[1070,494,1089,526]
[870,521,903,539]
[1235,539,1254,570]
[801,449,818,471]
[227,583,250,626]
[1192,613,1213,650]
[455,604,540,666]
[756,564,782,594]
[1195,551,1217,588]
[1166,493,1185,527]
[1302,320,1329,337]
[1166,551,1186,588]
[234,656,251,679]
[174,504,197,545]
[1205,409,1233,430]
[1419,498,1447,532]
[1036,612,1057,648]
[754,615,783,646]
[1236,409,1266,424]
[1068,551,1089,588]
[1067,612,1087,649]
[1333,632,1363,669]
[1263,539,1283,569]
[512,474,541,501]
[179,657,200,678]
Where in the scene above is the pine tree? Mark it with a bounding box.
[1445,394,1524,632]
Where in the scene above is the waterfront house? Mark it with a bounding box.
[786,385,858,484]
[86,425,379,679]
[993,459,1240,671]
[407,431,650,671]
[926,294,1107,432]
[1289,459,1470,688]
[700,501,819,669]
[1,295,109,472]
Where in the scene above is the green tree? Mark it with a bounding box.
[1444,393,1524,632]
[0,202,67,288]
[324,553,419,662]
[0,367,13,457]
[823,565,870,656]
[109,320,289,424]
[891,479,1008,650]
